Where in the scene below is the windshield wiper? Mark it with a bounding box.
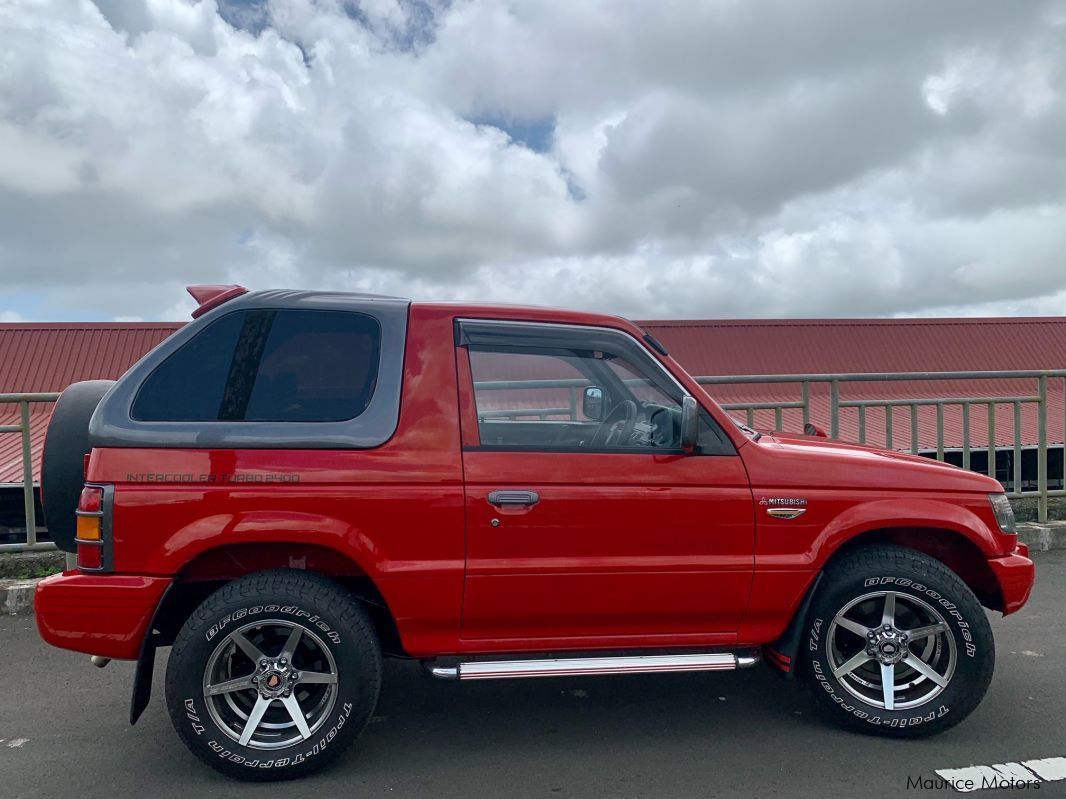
[733,419,762,441]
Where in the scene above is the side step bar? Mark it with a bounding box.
[429,650,760,681]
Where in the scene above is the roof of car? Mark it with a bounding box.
[413,300,638,330]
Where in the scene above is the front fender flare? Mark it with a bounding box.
[809,498,998,570]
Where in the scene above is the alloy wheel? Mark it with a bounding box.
[826,590,956,711]
[202,619,339,750]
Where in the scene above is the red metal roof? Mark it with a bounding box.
[0,323,182,484]
[0,322,183,393]
[636,317,1066,376]
[638,317,1066,451]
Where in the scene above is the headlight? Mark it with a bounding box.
[989,493,1016,534]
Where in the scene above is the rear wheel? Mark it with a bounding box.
[800,545,994,737]
[165,570,381,780]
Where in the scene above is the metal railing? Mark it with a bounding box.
[697,370,1065,522]
[0,392,59,552]
[476,370,1066,522]
[1,370,1063,552]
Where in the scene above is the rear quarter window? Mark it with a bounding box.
[132,309,381,423]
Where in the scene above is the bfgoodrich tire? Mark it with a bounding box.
[165,570,381,781]
[799,545,994,738]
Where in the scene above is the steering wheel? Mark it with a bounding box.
[591,400,638,447]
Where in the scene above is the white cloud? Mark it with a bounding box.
[0,0,1063,322]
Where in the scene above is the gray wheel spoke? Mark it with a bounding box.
[279,626,302,662]
[881,592,896,628]
[205,674,256,696]
[906,622,948,640]
[881,663,896,710]
[834,617,870,638]
[204,619,340,751]
[281,693,312,740]
[832,650,872,679]
[906,655,949,687]
[232,631,268,663]
[239,697,273,746]
[296,670,338,686]
[828,589,956,713]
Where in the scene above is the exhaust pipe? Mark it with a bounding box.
[90,656,111,668]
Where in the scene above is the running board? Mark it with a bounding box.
[429,650,760,681]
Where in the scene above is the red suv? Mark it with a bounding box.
[36,286,1034,780]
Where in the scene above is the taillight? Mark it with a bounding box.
[78,486,102,514]
[75,485,106,571]
[77,542,103,570]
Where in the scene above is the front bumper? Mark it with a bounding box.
[988,543,1036,615]
[35,572,171,660]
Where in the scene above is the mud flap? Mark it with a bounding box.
[130,583,173,725]
[767,572,822,678]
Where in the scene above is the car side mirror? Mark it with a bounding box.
[804,422,828,438]
[681,395,699,454]
[582,386,604,421]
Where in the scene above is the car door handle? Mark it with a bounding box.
[487,490,540,508]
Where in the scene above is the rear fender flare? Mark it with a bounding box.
[159,510,384,580]
[132,514,387,726]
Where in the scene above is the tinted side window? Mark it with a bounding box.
[132,310,381,422]
[467,341,686,451]
[131,311,244,422]
[469,351,591,421]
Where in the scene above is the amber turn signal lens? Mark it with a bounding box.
[76,514,102,541]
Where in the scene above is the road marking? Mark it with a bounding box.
[936,757,1066,792]
[6,739,29,749]
[1027,758,1066,781]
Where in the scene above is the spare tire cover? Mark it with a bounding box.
[40,380,115,553]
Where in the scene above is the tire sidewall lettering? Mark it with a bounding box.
[862,576,975,658]
[205,605,343,646]
[810,629,956,726]
[166,573,382,779]
[191,604,354,770]
[190,697,355,770]
[807,575,980,725]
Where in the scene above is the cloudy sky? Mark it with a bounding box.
[0,0,1064,322]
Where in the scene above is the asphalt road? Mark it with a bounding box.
[3,551,1065,799]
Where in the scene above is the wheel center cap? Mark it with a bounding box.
[257,667,290,698]
[872,629,908,664]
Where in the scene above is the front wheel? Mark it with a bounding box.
[165,570,381,780]
[800,545,995,737]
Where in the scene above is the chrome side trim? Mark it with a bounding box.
[736,651,762,669]
[766,507,806,519]
[436,653,740,681]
